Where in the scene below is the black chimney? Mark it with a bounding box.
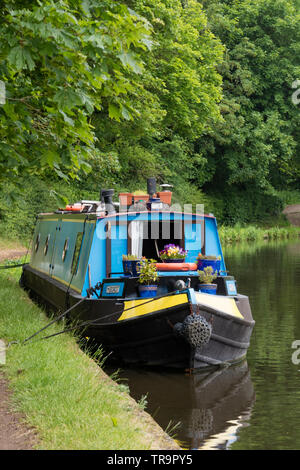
[101,189,115,214]
[147,177,156,197]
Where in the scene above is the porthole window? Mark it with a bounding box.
[44,235,50,255]
[34,233,40,252]
[62,238,69,262]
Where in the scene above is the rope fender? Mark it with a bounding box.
[174,313,212,348]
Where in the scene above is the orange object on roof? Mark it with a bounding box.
[65,204,83,212]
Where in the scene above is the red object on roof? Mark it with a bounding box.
[65,204,82,212]
[156,262,197,271]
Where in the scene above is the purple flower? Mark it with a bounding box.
[159,244,188,259]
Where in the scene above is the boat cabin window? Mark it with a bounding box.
[44,235,50,255]
[62,238,69,262]
[71,232,83,275]
[129,220,183,260]
[34,233,40,252]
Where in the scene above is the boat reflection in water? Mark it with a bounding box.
[112,360,255,450]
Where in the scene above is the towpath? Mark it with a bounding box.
[0,246,37,450]
[0,248,27,262]
[0,372,37,450]
[283,204,300,226]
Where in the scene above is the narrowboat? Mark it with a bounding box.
[20,178,255,371]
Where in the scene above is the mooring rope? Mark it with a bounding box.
[7,289,183,348]
[5,297,87,349]
[0,262,27,269]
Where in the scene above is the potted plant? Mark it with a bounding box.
[159,244,188,263]
[122,254,141,277]
[196,253,221,274]
[132,190,149,203]
[137,258,159,297]
[197,266,217,295]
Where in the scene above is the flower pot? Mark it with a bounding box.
[122,260,141,277]
[138,285,158,298]
[119,193,133,207]
[197,259,220,274]
[157,191,172,205]
[133,194,149,203]
[198,283,217,295]
[163,259,186,263]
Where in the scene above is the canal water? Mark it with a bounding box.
[106,239,300,450]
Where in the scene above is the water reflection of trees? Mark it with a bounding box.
[223,238,296,259]
[224,240,300,449]
[225,241,300,368]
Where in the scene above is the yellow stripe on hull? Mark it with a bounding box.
[118,293,189,321]
[52,274,81,293]
[195,292,243,319]
[29,267,82,293]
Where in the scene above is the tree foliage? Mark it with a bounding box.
[0,0,299,226]
[200,0,300,204]
[92,0,224,201]
[0,0,152,184]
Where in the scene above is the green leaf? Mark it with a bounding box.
[7,46,35,71]
[59,110,74,126]
[117,52,143,74]
[53,89,82,110]
[53,167,69,181]
[7,46,25,71]
[121,105,132,121]
[23,49,35,71]
[85,34,105,49]
[108,103,121,121]
[41,150,60,167]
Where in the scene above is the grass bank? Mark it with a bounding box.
[218,223,300,245]
[0,263,179,450]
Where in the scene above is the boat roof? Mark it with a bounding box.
[37,210,216,220]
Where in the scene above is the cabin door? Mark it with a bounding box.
[48,220,62,277]
[106,220,128,277]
